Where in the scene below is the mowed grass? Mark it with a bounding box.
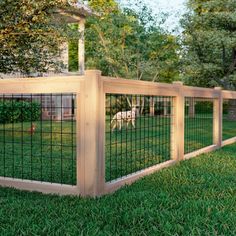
[105,116,172,181]
[223,115,236,140]
[0,115,235,184]
[0,121,76,185]
[184,114,213,154]
[1,144,236,235]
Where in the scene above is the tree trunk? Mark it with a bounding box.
[149,97,155,116]
[140,97,145,115]
[163,100,168,116]
[189,98,195,118]
[228,100,236,121]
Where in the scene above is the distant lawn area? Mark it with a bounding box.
[0,144,236,235]
[0,115,236,184]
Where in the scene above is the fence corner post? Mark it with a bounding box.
[214,87,222,148]
[172,81,185,161]
[78,70,105,197]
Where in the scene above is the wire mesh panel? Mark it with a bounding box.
[184,97,213,154]
[223,99,236,141]
[106,94,174,182]
[0,94,76,185]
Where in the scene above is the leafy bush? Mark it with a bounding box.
[0,100,41,124]
[195,101,213,114]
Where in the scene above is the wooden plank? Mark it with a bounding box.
[183,87,219,98]
[184,145,219,160]
[222,90,236,99]
[77,86,84,194]
[0,177,79,196]
[104,160,177,194]
[171,82,185,161]
[222,137,236,147]
[79,19,85,75]
[97,76,106,195]
[102,77,179,96]
[0,77,84,94]
[103,77,219,98]
[213,87,222,147]
[78,70,104,197]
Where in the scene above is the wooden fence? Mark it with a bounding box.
[0,70,235,197]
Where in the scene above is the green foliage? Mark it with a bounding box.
[0,100,41,123]
[80,0,180,82]
[181,0,236,89]
[0,0,76,75]
[195,101,213,114]
[68,24,79,72]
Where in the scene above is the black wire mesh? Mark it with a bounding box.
[0,94,76,185]
[106,94,174,182]
[223,99,236,141]
[184,97,213,154]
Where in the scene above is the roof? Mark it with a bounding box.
[53,1,96,23]
[69,1,94,17]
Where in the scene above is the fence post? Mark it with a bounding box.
[172,81,185,161]
[214,87,222,147]
[78,70,105,197]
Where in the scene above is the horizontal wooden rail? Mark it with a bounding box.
[0,76,84,94]
[222,137,236,147]
[102,77,179,96]
[222,90,236,99]
[103,77,222,98]
[184,145,219,160]
[0,177,79,196]
[183,86,219,98]
[104,160,177,195]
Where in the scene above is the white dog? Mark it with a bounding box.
[111,107,136,131]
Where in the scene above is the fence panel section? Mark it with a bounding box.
[184,97,214,154]
[222,99,236,141]
[105,94,174,182]
[0,93,77,185]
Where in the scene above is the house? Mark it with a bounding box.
[1,1,95,121]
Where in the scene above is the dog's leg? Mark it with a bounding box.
[112,122,116,131]
[126,120,129,128]
[132,119,135,128]
[119,119,122,130]
[111,116,116,132]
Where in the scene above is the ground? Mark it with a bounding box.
[0,115,236,184]
[0,144,236,235]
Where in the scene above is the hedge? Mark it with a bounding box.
[0,100,41,124]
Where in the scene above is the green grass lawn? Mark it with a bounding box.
[0,115,236,185]
[1,144,236,235]
[105,116,172,181]
[184,114,213,154]
[0,121,76,185]
[223,115,236,141]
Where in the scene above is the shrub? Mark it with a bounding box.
[195,101,213,114]
[0,99,41,124]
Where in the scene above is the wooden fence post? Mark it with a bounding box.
[78,70,105,197]
[214,87,222,147]
[172,81,185,161]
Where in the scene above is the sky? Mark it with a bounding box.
[119,0,187,32]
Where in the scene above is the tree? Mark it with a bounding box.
[82,0,180,82]
[182,0,236,120]
[73,0,180,115]
[0,0,75,76]
[181,0,236,89]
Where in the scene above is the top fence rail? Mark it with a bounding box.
[0,72,236,99]
[0,76,84,94]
